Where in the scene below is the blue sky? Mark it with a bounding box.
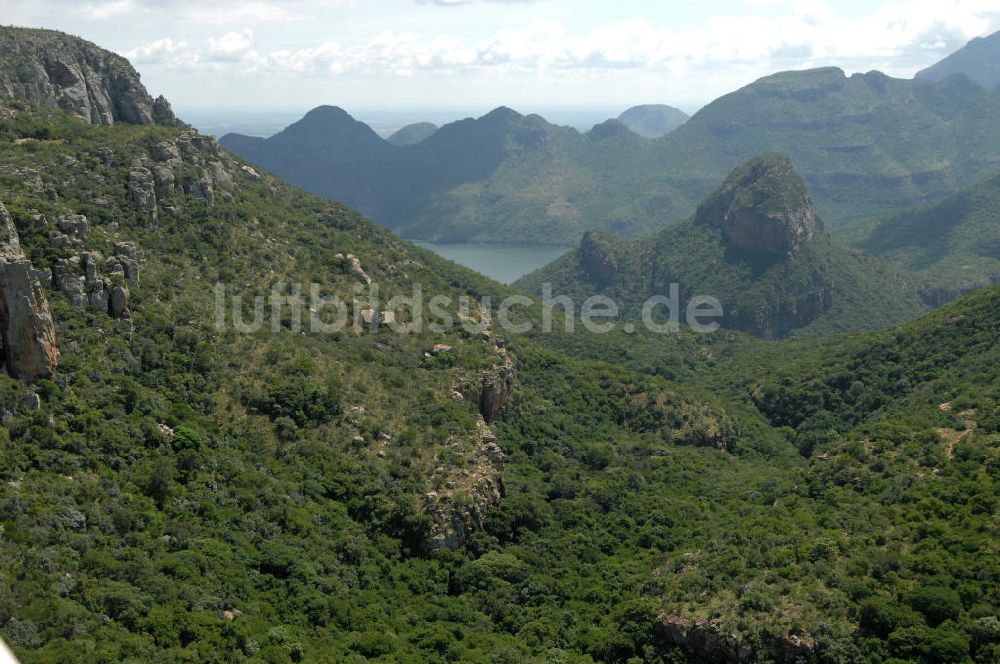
[5,0,1000,117]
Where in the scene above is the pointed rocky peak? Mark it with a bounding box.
[694,153,821,258]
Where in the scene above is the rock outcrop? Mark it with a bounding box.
[654,614,815,663]
[694,153,820,258]
[0,201,57,382]
[462,354,515,424]
[0,26,177,126]
[425,418,506,551]
[128,167,158,227]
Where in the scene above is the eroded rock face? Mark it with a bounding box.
[425,418,506,551]
[128,167,158,227]
[0,26,178,127]
[0,202,57,382]
[462,355,515,424]
[695,153,820,258]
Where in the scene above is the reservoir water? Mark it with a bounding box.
[411,241,569,285]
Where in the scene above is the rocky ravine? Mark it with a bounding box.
[0,26,176,126]
[0,200,57,382]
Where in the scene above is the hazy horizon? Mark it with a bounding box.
[5,0,1000,114]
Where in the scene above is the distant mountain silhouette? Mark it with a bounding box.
[917,30,1000,90]
[222,68,1000,244]
[387,122,438,146]
[616,104,689,138]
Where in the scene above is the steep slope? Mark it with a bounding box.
[3,28,997,664]
[0,33,794,663]
[387,121,438,146]
[0,26,176,126]
[616,104,689,138]
[844,168,1000,303]
[222,68,1000,244]
[517,154,927,338]
[917,29,1000,90]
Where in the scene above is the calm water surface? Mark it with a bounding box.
[412,241,569,285]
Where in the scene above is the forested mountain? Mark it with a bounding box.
[843,168,1000,303]
[917,29,1000,90]
[517,154,927,339]
[0,26,997,664]
[223,66,1000,245]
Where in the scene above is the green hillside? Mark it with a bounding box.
[0,27,997,664]
[841,169,1000,303]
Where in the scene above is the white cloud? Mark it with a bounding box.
[75,0,136,20]
[123,0,1000,82]
[125,38,191,65]
[208,29,254,55]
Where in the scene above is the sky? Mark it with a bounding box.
[5,0,1000,120]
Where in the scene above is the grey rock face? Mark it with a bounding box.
[694,154,820,258]
[128,167,158,227]
[0,26,178,127]
[56,214,88,241]
[109,285,130,318]
[0,201,58,382]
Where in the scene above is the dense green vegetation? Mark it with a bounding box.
[839,168,1000,302]
[223,68,1000,245]
[0,30,997,664]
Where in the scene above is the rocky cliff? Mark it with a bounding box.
[694,153,820,258]
[0,26,176,126]
[0,201,57,382]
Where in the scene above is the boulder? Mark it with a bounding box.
[461,355,515,423]
[109,285,130,318]
[56,214,88,240]
[149,140,180,162]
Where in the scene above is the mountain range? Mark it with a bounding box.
[0,24,998,664]
[222,64,1000,245]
